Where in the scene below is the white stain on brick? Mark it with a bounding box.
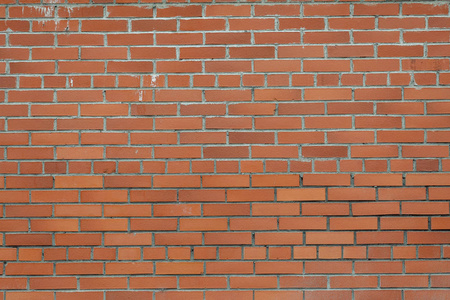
[151,74,159,87]
[34,6,55,18]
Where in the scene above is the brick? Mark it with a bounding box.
[79,277,127,289]
[157,5,202,17]
[55,176,102,189]
[303,146,347,158]
[252,203,299,216]
[205,233,251,245]
[255,232,303,245]
[378,45,423,57]
[255,32,300,44]
[354,3,399,15]
[279,103,324,115]
[256,261,302,274]
[304,4,350,16]
[129,277,176,290]
[252,175,299,187]
[404,291,450,300]
[108,33,154,46]
[403,59,449,71]
[5,292,54,300]
[278,188,325,201]
[305,262,352,274]
[10,62,55,74]
[403,3,448,15]
[328,45,374,57]
[255,291,302,300]
[280,276,327,288]
[305,88,352,100]
[408,232,450,244]
[206,32,252,45]
[203,146,248,158]
[353,202,400,216]
[330,217,377,230]
[329,17,375,30]
[328,131,374,144]
[305,116,352,129]
[6,263,53,275]
[206,261,252,274]
[255,60,301,72]
[279,18,324,30]
[229,18,274,31]
[380,275,428,288]
[431,217,450,230]
[331,276,378,288]
[180,19,225,31]
[107,61,153,73]
[431,275,450,287]
[429,17,450,29]
[203,175,249,188]
[0,278,27,290]
[180,218,227,231]
[306,232,354,244]
[406,174,450,186]
[230,218,277,231]
[180,47,225,60]
[279,46,324,58]
[354,31,399,43]
[304,31,349,44]
[230,276,276,289]
[302,203,349,216]
[105,292,154,300]
[10,34,54,46]
[357,232,404,245]
[355,261,403,274]
[104,233,152,246]
[355,290,402,300]
[406,261,450,273]
[181,277,227,289]
[303,174,351,186]
[379,17,425,29]
[157,33,202,45]
[131,47,176,59]
[351,145,398,158]
[154,291,203,300]
[55,234,101,246]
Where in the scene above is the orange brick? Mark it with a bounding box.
[331,276,378,288]
[306,232,354,244]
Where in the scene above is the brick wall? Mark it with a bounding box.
[0,1,449,299]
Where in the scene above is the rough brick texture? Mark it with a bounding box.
[0,0,450,299]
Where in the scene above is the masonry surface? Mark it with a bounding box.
[0,0,449,299]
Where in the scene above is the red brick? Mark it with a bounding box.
[328,45,374,57]
[354,31,400,43]
[353,202,400,216]
[279,46,324,58]
[256,261,302,274]
[304,4,350,16]
[403,3,448,15]
[406,30,450,43]
[303,174,351,186]
[331,276,377,288]
[306,232,354,244]
[405,290,450,300]
[304,31,349,44]
[354,3,399,15]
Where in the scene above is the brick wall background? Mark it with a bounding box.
[0,0,449,299]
